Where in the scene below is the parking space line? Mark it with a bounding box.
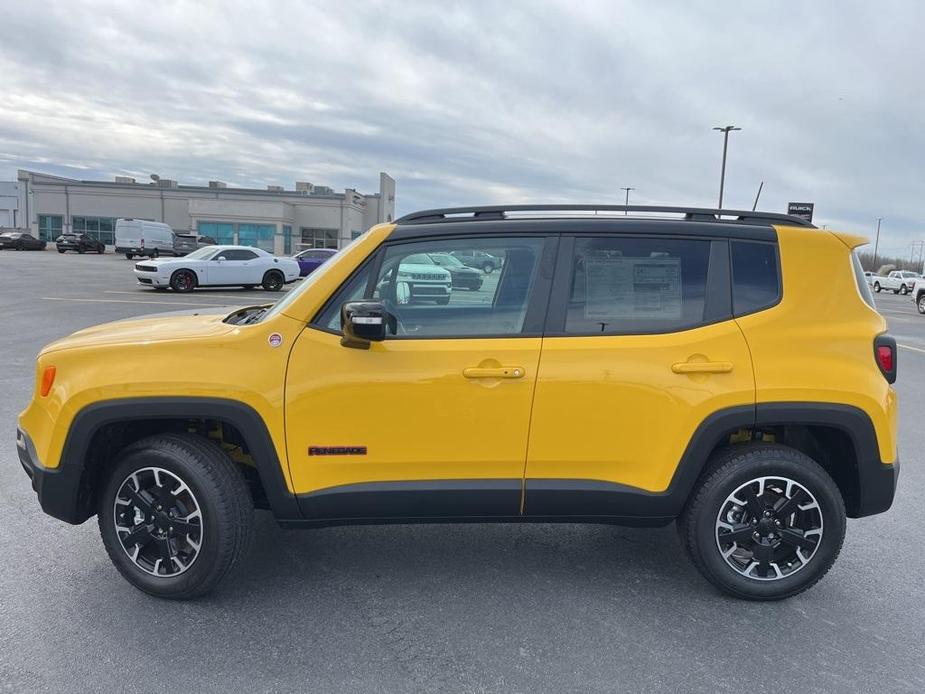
[41,297,232,307]
[899,343,925,355]
[103,290,286,299]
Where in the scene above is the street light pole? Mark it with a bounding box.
[872,217,882,270]
[713,125,741,209]
[620,187,635,214]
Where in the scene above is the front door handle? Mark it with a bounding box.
[671,361,733,374]
[463,366,525,379]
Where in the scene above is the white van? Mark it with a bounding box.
[115,219,177,259]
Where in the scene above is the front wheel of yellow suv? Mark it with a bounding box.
[679,444,846,600]
[97,433,254,599]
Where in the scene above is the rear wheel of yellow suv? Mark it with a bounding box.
[679,443,846,600]
[97,433,254,599]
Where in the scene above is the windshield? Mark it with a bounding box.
[404,253,435,265]
[183,246,219,260]
[263,237,362,320]
[431,253,464,267]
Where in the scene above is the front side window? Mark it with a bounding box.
[316,237,546,338]
[565,236,711,334]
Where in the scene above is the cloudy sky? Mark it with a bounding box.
[0,0,922,253]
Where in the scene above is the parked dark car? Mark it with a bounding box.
[55,233,105,254]
[294,247,338,277]
[0,232,46,250]
[196,235,217,248]
[450,249,503,274]
[428,252,484,290]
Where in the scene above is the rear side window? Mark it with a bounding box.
[851,251,876,308]
[731,241,780,315]
[565,237,711,334]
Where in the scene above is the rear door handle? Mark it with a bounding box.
[463,366,525,379]
[671,361,733,374]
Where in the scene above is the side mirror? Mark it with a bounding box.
[216,256,226,262]
[341,301,387,349]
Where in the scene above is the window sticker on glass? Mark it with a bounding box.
[584,257,682,320]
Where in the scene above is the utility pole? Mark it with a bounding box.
[872,217,882,270]
[713,125,741,209]
[620,187,635,214]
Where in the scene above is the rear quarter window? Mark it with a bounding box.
[731,241,780,316]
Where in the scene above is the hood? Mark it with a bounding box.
[40,306,240,355]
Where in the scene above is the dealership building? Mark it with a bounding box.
[6,169,396,254]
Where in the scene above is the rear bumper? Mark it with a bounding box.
[17,428,84,524]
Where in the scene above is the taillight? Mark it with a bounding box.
[874,335,897,384]
[40,366,56,397]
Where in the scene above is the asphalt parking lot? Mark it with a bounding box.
[2,249,925,693]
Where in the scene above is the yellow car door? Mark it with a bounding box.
[285,234,557,521]
[524,234,756,519]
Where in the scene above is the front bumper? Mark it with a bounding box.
[17,428,84,524]
[134,271,170,287]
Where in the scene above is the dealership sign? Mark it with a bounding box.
[787,202,814,223]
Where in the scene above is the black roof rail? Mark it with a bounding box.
[394,204,816,228]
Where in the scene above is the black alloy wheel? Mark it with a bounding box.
[679,444,845,600]
[262,271,284,291]
[170,270,196,293]
[112,467,204,578]
[97,433,254,599]
[714,476,823,581]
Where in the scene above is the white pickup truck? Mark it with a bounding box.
[871,270,921,295]
[911,278,925,314]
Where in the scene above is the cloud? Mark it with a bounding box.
[0,0,922,251]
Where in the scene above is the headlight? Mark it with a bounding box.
[397,271,412,279]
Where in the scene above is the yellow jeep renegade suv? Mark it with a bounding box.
[17,205,899,600]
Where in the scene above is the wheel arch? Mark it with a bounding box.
[526,403,895,522]
[56,398,300,524]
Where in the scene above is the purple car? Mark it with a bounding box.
[294,248,337,277]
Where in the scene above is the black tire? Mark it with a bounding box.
[678,443,845,601]
[125,253,134,260]
[170,269,197,293]
[900,284,908,295]
[892,289,899,294]
[917,294,925,315]
[98,246,105,254]
[262,270,284,291]
[78,247,85,254]
[873,282,881,293]
[97,433,253,599]
[482,261,495,274]
[57,249,65,254]
[16,241,23,251]
[436,296,451,305]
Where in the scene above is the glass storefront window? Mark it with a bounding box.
[238,223,275,252]
[197,222,235,245]
[300,227,338,249]
[38,214,63,241]
[71,216,117,244]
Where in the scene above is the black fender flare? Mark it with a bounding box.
[50,397,300,524]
